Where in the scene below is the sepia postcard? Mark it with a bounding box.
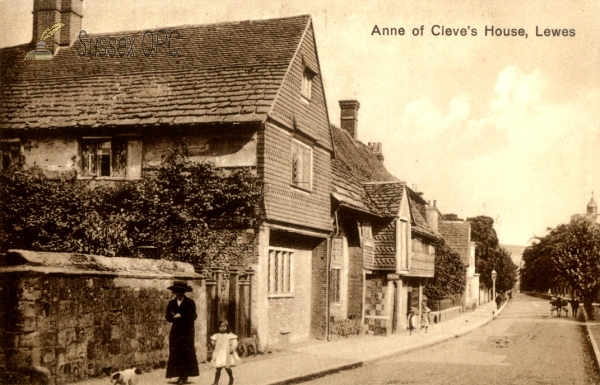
[0,1,599,384]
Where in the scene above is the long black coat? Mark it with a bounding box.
[165,296,200,378]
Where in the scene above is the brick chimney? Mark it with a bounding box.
[426,200,439,234]
[33,0,83,51]
[339,100,360,140]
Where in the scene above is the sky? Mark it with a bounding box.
[1,0,599,246]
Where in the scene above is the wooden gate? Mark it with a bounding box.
[206,266,254,342]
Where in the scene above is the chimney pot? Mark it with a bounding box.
[339,100,360,140]
[426,201,439,234]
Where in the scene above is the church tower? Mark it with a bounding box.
[585,192,598,223]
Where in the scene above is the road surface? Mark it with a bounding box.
[305,293,600,385]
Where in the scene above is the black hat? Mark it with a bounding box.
[168,281,193,292]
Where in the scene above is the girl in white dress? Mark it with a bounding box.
[210,320,240,385]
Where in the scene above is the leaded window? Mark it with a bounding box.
[291,139,312,190]
[268,248,293,296]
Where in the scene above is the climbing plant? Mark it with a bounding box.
[423,238,466,300]
[0,153,264,276]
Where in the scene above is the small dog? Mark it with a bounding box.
[237,336,258,358]
[111,368,142,385]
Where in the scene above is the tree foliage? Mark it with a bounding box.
[424,238,466,300]
[442,213,464,221]
[0,154,264,276]
[467,215,517,292]
[522,218,600,304]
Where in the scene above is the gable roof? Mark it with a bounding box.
[0,15,311,130]
[406,187,437,239]
[331,124,401,216]
[362,182,405,216]
[438,221,471,264]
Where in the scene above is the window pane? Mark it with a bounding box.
[268,250,274,293]
[331,269,340,303]
[112,139,127,177]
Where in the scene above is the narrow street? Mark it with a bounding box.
[305,293,600,385]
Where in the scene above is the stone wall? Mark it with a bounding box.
[0,250,206,385]
[363,274,388,335]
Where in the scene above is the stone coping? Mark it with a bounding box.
[1,249,202,279]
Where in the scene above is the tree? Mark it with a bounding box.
[520,218,600,307]
[496,247,518,293]
[467,216,517,292]
[548,218,600,305]
[443,213,463,221]
[424,238,466,300]
[520,234,561,293]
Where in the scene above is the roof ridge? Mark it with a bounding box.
[72,14,312,39]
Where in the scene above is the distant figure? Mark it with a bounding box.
[571,297,580,318]
[421,296,431,333]
[495,293,502,310]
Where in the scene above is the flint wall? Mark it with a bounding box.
[0,250,206,385]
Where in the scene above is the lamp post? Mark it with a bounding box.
[492,269,497,311]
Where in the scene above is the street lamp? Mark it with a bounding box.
[492,269,497,311]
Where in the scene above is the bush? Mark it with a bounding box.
[0,154,264,276]
[329,316,362,337]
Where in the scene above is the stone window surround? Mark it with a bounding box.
[267,247,294,298]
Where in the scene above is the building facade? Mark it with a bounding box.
[330,101,437,336]
[1,3,334,351]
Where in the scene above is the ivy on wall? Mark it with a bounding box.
[423,238,466,300]
[0,153,264,276]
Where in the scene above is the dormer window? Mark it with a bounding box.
[358,221,373,240]
[301,68,314,100]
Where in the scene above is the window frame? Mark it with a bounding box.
[330,267,341,304]
[301,67,314,101]
[0,139,22,171]
[267,247,294,298]
[80,136,128,179]
[291,138,313,191]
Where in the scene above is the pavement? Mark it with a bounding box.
[71,299,506,385]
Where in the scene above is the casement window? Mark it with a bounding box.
[358,221,373,240]
[268,248,293,296]
[330,268,341,303]
[80,137,142,179]
[291,139,312,190]
[0,139,22,171]
[301,68,313,100]
[428,244,435,255]
[399,219,409,270]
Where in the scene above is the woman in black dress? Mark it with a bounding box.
[165,281,200,385]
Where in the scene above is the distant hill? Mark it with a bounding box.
[501,244,527,267]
